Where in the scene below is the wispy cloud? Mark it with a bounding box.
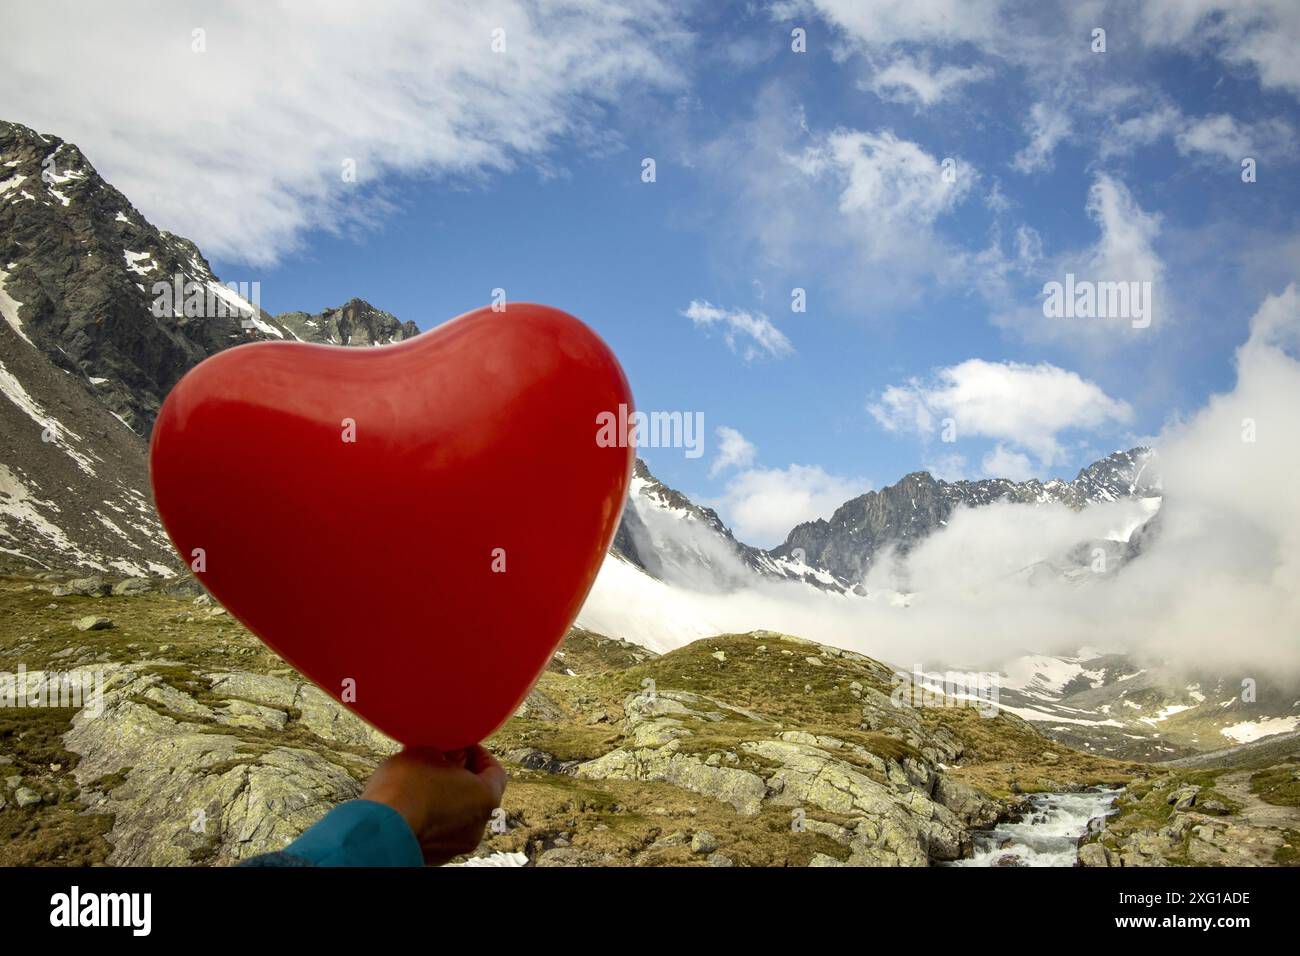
[1011,101,1072,174]
[1101,105,1296,164]
[984,173,1168,351]
[1138,0,1300,101]
[790,128,973,238]
[0,0,693,265]
[867,55,992,108]
[710,426,758,477]
[682,300,794,360]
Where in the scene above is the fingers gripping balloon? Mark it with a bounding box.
[150,305,634,748]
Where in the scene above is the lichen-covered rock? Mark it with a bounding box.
[502,748,577,774]
[513,688,566,722]
[54,577,112,597]
[691,830,719,853]
[575,743,767,815]
[215,699,290,731]
[741,737,966,865]
[934,776,1002,828]
[535,847,613,867]
[206,671,397,753]
[1077,842,1114,867]
[62,664,390,865]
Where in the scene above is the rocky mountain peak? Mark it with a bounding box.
[276,298,419,347]
[1071,447,1159,501]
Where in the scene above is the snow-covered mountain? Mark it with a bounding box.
[0,122,305,437]
[0,308,175,574]
[774,448,1161,586]
[965,650,1300,760]
[610,447,1162,597]
[610,459,842,592]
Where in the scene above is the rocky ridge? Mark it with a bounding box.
[774,448,1160,585]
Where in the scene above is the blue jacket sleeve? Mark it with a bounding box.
[239,799,424,867]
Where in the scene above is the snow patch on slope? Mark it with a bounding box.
[1002,654,1105,698]
[0,267,32,347]
[0,464,104,571]
[123,250,157,276]
[0,359,97,476]
[1221,716,1300,743]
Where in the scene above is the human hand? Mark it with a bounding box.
[360,745,508,866]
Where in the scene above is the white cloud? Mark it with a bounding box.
[980,444,1036,482]
[1014,224,1044,264]
[710,426,757,477]
[1247,279,1300,354]
[713,464,867,547]
[1099,105,1184,158]
[868,358,1133,467]
[1011,101,1071,174]
[923,452,970,482]
[691,84,985,310]
[987,173,1168,349]
[1177,113,1254,162]
[0,0,691,265]
[1084,173,1165,294]
[1102,106,1295,164]
[867,55,992,107]
[1139,0,1300,101]
[682,300,794,360]
[796,129,972,231]
[1175,113,1295,163]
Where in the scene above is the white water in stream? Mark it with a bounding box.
[948,788,1121,867]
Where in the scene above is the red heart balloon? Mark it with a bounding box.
[150,304,634,748]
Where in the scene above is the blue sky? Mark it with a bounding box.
[6,0,1298,547]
